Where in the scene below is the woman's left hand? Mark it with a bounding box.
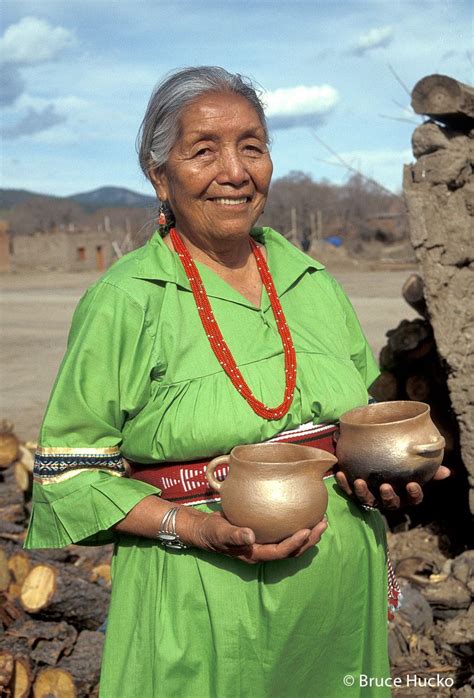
[335,466,451,509]
[235,517,328,564]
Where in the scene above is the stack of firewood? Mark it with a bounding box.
[370,274,460,463]
[0,421,113,697]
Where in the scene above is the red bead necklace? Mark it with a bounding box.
[170,228,297,420]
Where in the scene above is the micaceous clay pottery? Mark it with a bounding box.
[335,401,445,491]
[206,442,336,544]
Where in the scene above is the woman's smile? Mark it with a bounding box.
[211,196,250,206]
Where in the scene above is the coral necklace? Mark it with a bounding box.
[170,228,297,420]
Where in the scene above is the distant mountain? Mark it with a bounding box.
[0,186,156,213]
[0,189,61,210]
[70,186,156,211]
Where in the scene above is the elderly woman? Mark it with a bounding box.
[25,67,446,697]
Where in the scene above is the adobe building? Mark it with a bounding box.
[11,229,115,272]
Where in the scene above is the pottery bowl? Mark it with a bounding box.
[206,443,337,543]
[335,401,445,491]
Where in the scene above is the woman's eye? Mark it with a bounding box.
[243,144,264,154]
[194,147,212,157]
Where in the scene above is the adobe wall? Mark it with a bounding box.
[12,231,115,272]
[403,89,474,511]
[0,222,12,273]
[12,232,69,270]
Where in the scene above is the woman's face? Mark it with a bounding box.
[150,91,273,247]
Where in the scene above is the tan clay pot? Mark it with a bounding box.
[336,401,445,491]
[206,442,336,544]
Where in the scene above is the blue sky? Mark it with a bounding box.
[1,0,472,197]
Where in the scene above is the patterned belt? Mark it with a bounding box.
[129,422,337,506]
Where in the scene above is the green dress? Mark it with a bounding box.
[25,228,391,697]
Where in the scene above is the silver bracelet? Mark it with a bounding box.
[156,507,190,550]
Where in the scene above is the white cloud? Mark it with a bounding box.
[264,85,339,129]
[352,26,394,55]
[0,16,75,66]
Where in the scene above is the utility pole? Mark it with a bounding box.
[309,212,317,243]
[288,207,299,247]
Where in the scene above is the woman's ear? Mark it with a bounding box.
[149,167,168,202]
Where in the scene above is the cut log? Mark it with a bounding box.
[0,619,77,665]
[405,375,431,402]
[0,422,20,469]
[17,446,34,474]
[411,74,474,125]
[58,630,105,698]
[7,553,31,587]
[13,461,32,494]
[379,344,396,372]
[11,656,32,698]
[29,621,78,665]
[0,504,24,525]
[0,548,11,592]
[369,371,398,402]
[0,520,25,540]
[386,318,433,356]
[0,649,14,689]
[0,469,26,525]
[20,563,110,630]
[6,582,22,602]
[90,563,111,587]
[0,593,26,630]
[402,273,428,318]
[33,667,76,698]
[68,544,113,573]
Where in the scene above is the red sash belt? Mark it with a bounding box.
[129,423,337,506]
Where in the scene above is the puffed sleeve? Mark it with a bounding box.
[24,281,161,549]
[330,277,380,389]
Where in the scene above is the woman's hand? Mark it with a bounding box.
[335,465,451,509]
[182,509,327,564]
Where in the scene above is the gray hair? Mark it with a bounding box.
[137,66,269,179]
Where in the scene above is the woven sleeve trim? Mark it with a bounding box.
[34,446,127,484]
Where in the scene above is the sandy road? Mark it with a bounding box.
[0,266,417,440]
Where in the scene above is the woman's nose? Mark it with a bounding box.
[216,149,249,185]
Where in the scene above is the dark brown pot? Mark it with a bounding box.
[336,401,445,491]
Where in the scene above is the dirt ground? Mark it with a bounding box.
[0,265,418,441]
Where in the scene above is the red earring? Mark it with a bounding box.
[158,206,166,226]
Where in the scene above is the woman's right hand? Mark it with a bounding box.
[181,509,327,564]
